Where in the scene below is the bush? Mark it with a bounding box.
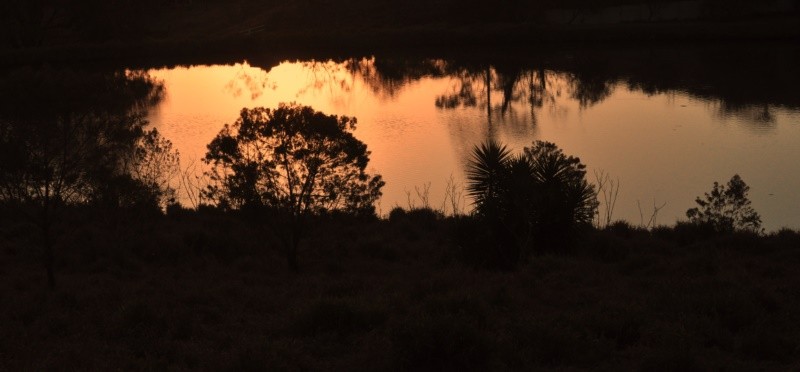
[388,206,440,225]
[653,221,717,246]
[686,174,762,234]
[388,207,406,222]
[463,140,598,268]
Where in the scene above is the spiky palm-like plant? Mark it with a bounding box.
[466,140,512,218]
[463,140,598,266]
[465,140,527,268]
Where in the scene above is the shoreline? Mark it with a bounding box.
[1,15,798,69]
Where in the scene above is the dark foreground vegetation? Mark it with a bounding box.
[3,56,800,370]
[2,207,800,370]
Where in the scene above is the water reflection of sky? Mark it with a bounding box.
[146,60,800,231]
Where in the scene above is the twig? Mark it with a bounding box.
[594,170,620,228]
[637,198,666,230]
[415,182,431,209]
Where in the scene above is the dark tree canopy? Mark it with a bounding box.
[204,103,384,218]
[204,103,384,271]
[686,174,762,233]
[0,67,170,287]
[0,67,167,209]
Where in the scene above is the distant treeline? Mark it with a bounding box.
[2,0,798,49]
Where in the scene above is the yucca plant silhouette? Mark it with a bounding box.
[466,140,512,217]
[466,140,534,268]
[464,140,597,267]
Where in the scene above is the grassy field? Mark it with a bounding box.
[2,208,800,370]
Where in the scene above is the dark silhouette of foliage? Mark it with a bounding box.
[464,140,597,268]
[0,67,166,287]
[686,174,762,234]
[127,128,180,208]
[524,141,598,233]
[463,140,530,269]
[466,140,514,216]
[90,128,180,212]
[203,103,384,271]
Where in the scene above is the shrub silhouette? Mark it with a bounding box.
[524,141,598,234]
[686,174,762,234]
[464,140,597,268]
[0,68,167,288]
[203,103,384,271]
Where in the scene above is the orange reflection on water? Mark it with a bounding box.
[146,59,800,231]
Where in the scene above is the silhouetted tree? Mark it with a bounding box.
[0,67,165,288]
[204,103,384,271]
[89,128,180,212]
[127,128,180,208]
[686,174,762,234]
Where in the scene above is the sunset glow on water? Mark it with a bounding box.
[146,59,800,231]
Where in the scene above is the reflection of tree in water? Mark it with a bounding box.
[435,62,614,115]
[224,63,275,100]
[299,60,353,96]
[566,71,614,108]
[617,44,799,128]
[716,102,778,132]
[241,45,798,132]
[624,79,780,126]
[345,58,448,99]
[296,58,448,101]
[743,104,776,124]
[435,65,491,111]
[223,58,447,103]
[435,64,578,126]
[232,57,618,119]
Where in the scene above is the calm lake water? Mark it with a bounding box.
[145,47,800,231]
